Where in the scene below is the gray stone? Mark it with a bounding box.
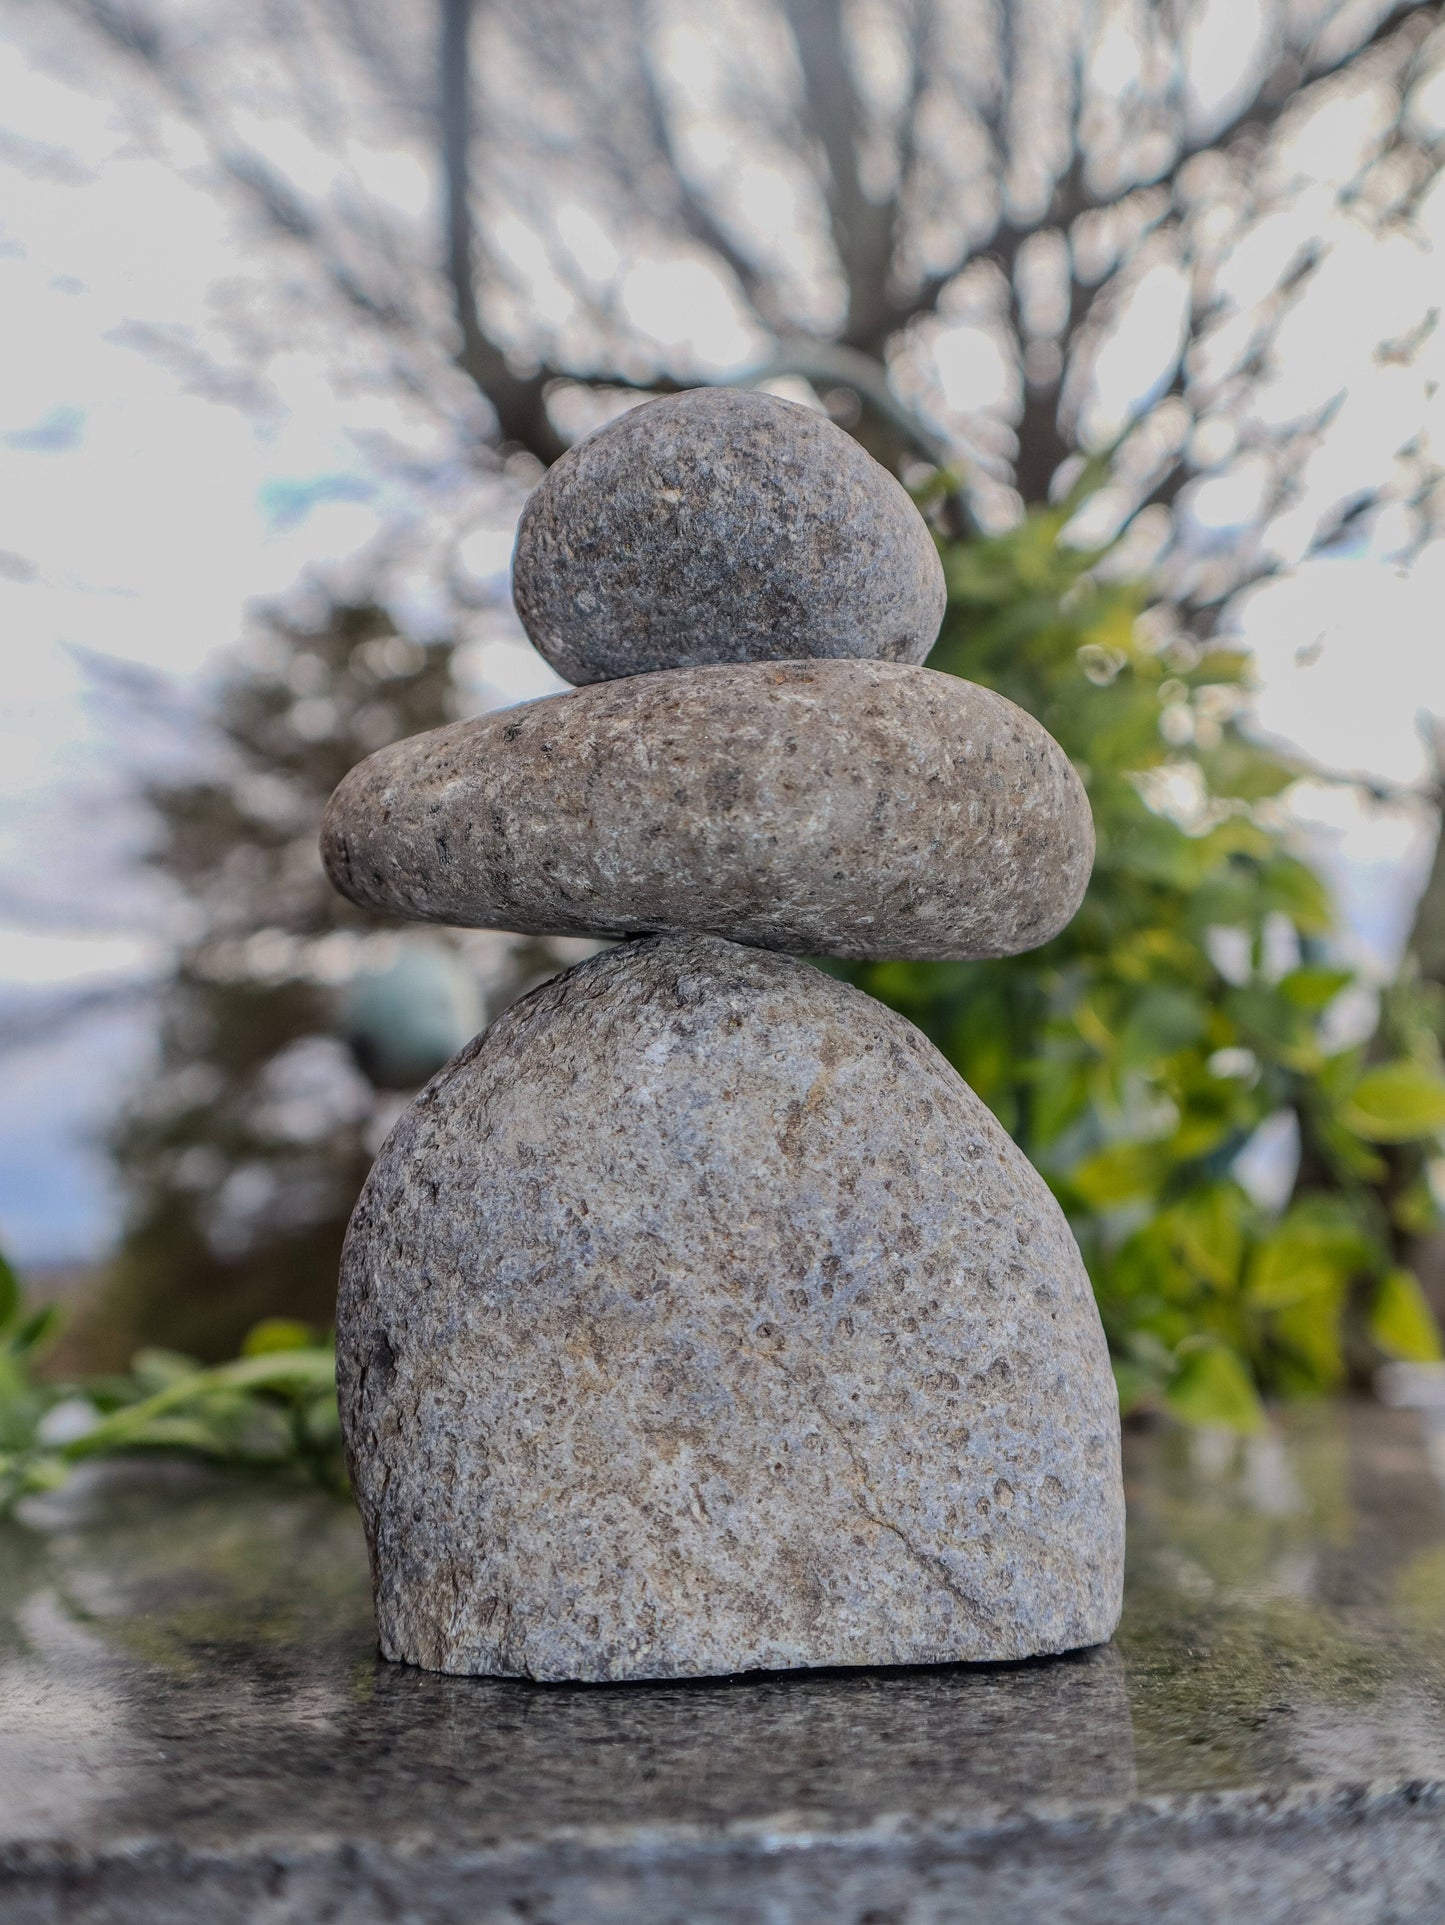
[511,388,947,685]
[321,659,1093,961]
[337,933,1124,1683]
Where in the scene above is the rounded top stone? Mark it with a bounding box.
[511,388,947,685]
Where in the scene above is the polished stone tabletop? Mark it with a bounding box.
[2,1399,1444,1922]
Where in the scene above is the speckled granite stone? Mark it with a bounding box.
[337,934,1124,1682]
[511,389,946,685]
[321,659,1093,961]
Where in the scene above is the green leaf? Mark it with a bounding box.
[1392,1176,1440,1239]
[129,1348,204,1392]
[1258,857,1333,935]
[1117,986,1207,1066]
[1165,1339,1266,1432]
[1160,1184,1247,1292]
[242,1318,316,1357]
[11,1455,69,1498]
[1245,1199,1372,1311]
[1271,1296,1347,1391]
[1071,1141,1162,1207]
[11,1305,63,1356]
[121,1416,240,1455]
[1277,966,1356,1012]
[1370,1267,1444,1363]
[211,1349,336,1392]
[1342,1060,1445,1143]
[1247,1239,1349,1312]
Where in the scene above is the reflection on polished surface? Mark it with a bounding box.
[2,1401,1444,1919]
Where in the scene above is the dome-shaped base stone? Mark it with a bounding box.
[338,935,1124,1681]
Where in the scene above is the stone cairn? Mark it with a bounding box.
[322,388,1125,1683]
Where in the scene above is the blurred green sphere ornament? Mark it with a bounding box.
[342,942,485,1090]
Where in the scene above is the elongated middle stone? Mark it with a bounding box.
[338,934,1124,1683]
[322,659,1093,961]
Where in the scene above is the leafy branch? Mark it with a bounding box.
[0,1253,344,1517]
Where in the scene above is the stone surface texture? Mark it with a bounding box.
[321,659,1093,961]
[337,934,1124,1683]
[511,388,947,685]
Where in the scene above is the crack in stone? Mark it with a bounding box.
[762,1352,989,1633]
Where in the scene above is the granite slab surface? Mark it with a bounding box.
[2,1400,1443,1923]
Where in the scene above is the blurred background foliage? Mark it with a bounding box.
[851,484,1445,1430]
[6,0,1445,1455]
[72,602,579,1366]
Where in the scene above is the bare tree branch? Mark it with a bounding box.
[46,0,1444,536]
[919,0,1425,323]
[439,0,565,460]
[631,4,773,324]
[784,0,899,351]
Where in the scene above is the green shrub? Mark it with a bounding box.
[846,495,1444,1429]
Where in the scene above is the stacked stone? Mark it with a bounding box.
[322,388,1125,1685]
